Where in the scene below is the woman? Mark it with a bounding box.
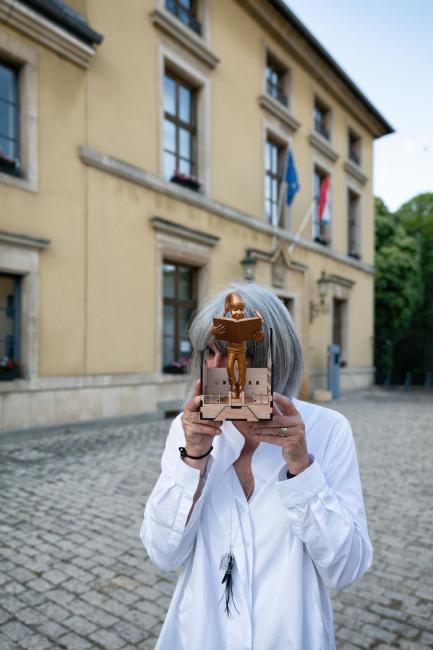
[141,282,372,650]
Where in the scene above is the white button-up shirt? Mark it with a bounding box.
[141,398,372,650]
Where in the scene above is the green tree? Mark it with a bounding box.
[396,193,433,381]
[374,197,422,383]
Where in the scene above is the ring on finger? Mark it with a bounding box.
[276,426,289,437]
[188,411,194,423]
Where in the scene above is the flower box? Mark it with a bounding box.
[0,151,18,170]
[170,172,201,192]
[0,357,21,381]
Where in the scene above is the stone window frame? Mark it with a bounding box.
[0,231,49,385]
[154,224,214,375]
[155,0,212,45]
[158,42,211,195]
[0,29,38,193]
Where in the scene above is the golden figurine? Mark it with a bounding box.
[211,292,264,399]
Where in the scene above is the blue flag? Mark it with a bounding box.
[285,149,300,206]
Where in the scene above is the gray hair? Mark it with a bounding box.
[185,282,303,403]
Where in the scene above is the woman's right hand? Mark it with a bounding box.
[181,381,222,468]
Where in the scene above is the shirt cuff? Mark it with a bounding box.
[274,455,327,507]
[167,453,213,499]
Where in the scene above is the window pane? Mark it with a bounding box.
[265,142,270,171]
[272,178,278,202]
[163,304,175,335]
[178,267,193,299]
[178,7,190,26]
[179,338,191,355]
[164,119,176,153]
[179,0,192,8]
[163,263,176,297]
[179,128,191,159]
[163,336,175,369]
[265,174,271,202]
[178,157,191,175]
[0,103,16,138]
[178,306,193,338]
[164,151,176,180]
[0,65,15,102]
[271,145,278,173]
[164,75,176,115]
[179,86,191,123]
[0,136,14,158]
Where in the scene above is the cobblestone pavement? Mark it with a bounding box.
[0,389,432,650]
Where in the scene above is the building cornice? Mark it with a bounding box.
[258,93,301,132]
[150,7,219,69]
[239,0,393,138]
[0,0,98,68]
[80,145,375,276]
[344,160,368,185]
[0,229,50,249]
[151,216,220,247]
[308,133,339,163]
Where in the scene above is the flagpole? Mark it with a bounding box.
[288,199,316,256]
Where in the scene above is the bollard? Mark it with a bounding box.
[425,371,432,389]
[403,371,412,391]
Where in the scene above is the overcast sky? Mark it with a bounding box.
[284,0,433,212]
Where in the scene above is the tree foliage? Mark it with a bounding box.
[374,194,433,383]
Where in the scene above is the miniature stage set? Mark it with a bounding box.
[200,292,273,421]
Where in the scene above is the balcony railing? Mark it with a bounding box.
[348,148,361,166]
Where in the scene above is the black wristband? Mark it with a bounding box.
[179,446,213,460]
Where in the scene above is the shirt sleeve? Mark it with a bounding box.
[274,414,373,590]
[140,414,213,572]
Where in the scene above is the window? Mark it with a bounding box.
[313,97,331,141]
[348,188,361,259]
[313,166,331,245]
[0,60,20,177]
[162,262,197,373]
[348,129,361,166]
[265,138,284,227]
[163,71,199,189]
[265,54,288,108]
[165,0,201,35]
[0,273,21,380]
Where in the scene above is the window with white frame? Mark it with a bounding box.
[162,261,198,373]
[312,165,331,245]
[0,272,22,380]
[265,53,289,108]
[313,96,331,141]
[163,69,199,190]
[165,0,202,35]
[265,138,285,227]
[0,60,20,177]
[348,129,362,166]
[348,188,361,259]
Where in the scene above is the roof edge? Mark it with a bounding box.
[268,0,394,137]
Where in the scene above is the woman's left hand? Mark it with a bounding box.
[251,392,310,475]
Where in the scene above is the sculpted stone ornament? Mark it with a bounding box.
[200,292,273,422]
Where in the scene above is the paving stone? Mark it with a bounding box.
[89,629,126,649]
[2,620,34,642]
[57,632,92,649]
[19,633,53,649]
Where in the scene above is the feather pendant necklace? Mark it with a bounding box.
[219,467,254,618]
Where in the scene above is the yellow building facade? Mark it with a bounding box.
[0,0,392,432]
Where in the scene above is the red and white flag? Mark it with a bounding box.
[318,176,331,225]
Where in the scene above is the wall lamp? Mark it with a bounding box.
[240,250,257,281]
[310,271,331,322]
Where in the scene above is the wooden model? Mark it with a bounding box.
[200,292,273,421]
